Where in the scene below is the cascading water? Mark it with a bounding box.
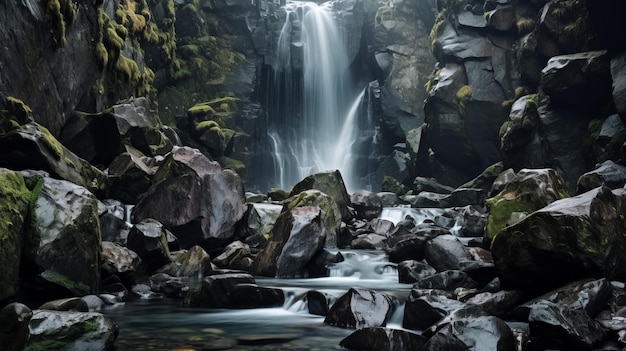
[269,1,364,191]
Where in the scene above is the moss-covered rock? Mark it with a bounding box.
[485,168,569,245]
[492,186,626,295]
[289,170,354,222]
[283,190,341,248]
[577,160,626,194]
[0,169,31,301]
[382,175,409,196]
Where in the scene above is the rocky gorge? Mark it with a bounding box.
[1,0,626,350]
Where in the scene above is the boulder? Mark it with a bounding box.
[307,290,334,316]
[0,303,31,351]
[611,52,626,120]
[397,260,437,284]
[101,241,141,286]
[352,233,388,250]
[324,288,393,329]
[133,146,246,248]
[424,234,473,272]
[126,219,174,274]
[459,205,487,237]
[212,240,254,271]
[25,310,118,351]
[106,145,157,204]
[242,203,281,246]
[38,298,89,312]
[183,273,255,308]
[0,169,30,301]
[58,110,121,165]
[484,168,569,244]
[577,160,626,194]
[340,327,427,351]
[527,301,605,350]
[99,204,131,243]
[23,176,101,296]
[0,122,107,194]
[492,186,626,294]
[289,170,353,222]
[160,245,214,278]
[414,270,478,291]
[229,284,285,308]
[350,190,383,220]
[403,290,465,330]
[253,206,325,278]
[283,190,341,248]
[465,290,524,318]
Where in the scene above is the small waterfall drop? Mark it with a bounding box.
[269,1,363,191]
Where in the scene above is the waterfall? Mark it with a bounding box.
[270,1,363,192]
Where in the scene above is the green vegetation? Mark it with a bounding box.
[455,85,472,116]
[45,0,77,48]
[516,17,536,36]
[375,5,394,23]
[36,124,63,159]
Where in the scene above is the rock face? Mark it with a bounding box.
[133,146,246,248]
[253,206,326,278]
[23,176,102,296]
[492,186,626,294]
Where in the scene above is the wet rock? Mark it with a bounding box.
[577,160,626,194]
[465,290,524,318]
[160,245,214,277]
[424,308,515,351]
[352,233,388,250]
[459,260,498,287]
[39,297,89,312]
[184,273,255,308]
[241,203,281,247]
[126,219,174,274]
[106,145,157,204]
[377,192,406,207]
[424,234,473,271]
[133,146,246,248]
[283,189,341,248]
[351,190,383,220]
[492,186,626,294]
[0,122,108,194]
[0,303,31,351]
[415,270,478,291]
[212,241,253,271]
[397,260,437,284]
[101,241,141,286]
[459,205,487,237]
[306,249,344,278]
[229,283,285,308]
[413,176,455,194]
[289,170,354,222]
[340,327,427,351]
[324,288,393,329]
[527,301,605,350]
[23,176,101,296]
[386,222,449,263]
[25,310,118,351]
[403,291,464,330]
[611,52,626,120]
[0,169,30,301]
[253,206,326,278]
[99,208,131,243]
[370,218,395,236]
[307,290,334,316]
[80,295,105,312]
[513,278,612,321]
[486,5,515,31]
[484,168,569,244]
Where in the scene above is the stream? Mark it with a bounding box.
[104,250,412,351]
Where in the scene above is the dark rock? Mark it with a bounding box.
[513,278,612,321]
[386,233,429,263]
[160,245,214,277]
[25,310,118,351]
[126,219,174,274]
[377,192,406,207]
[351,190,383,220]
[23,176,101,296]
[382,175,409,196]
[527,301,605,350]
[101,241,141,287]
[424,234,473,271]
[283,190,341,248]
[80,295,105,312]
[241,203,281,248]
[403,291,464,330]
[133,146,247,248]
[289,170,354,222]
[397,260,437,284]
[183,273,255,307]
[99,206,131,243]
[340,327,427,351]
[486,5,515,31]
[306,249,343,278]
[414,270,478,291]
[160,280,189,298]
[459,260,498,287]
[324,288,393,329]
[352,233,388,250]
[465,290,524,317]
[577,160,626,194]
[229,284,284,308]
[0,303,31,351]
[307,290,333,316]
[38,298,89,312]
[611,52,626,120]
[106,145,157,204]
[492,186,626,294]
[459,205,487,237]
[413,177,454,194]
[253,206,325,278]
[59,111,121,166]
[212,240,253,271]
[412,188,487,208]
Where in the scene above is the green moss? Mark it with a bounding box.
[95,42,108,69]
[24,339,68,351]
[516,17,536,36]
[105,27,125,51]
[375,5,393,23]
[6,97,34,124]
[41,270,90,295]
[455,85,472,116]
[195,120,219,132]
[114,55,141,84]
[36,124,63,159]
[188,104,216,118]
[430,9,447,49]
[220,156,246,176]
[179,44,200,59]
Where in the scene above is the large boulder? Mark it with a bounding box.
[0,169,30,301]
[324,288,393,329]
[253,206,326,278]
[23,175,101,296]
[126,219,174,274]
[183,273,255,308]
[283,190,341,248]
[424,234,473,271]
[0,302,31,351]
[350,190,383,220]
[289,170,354,222]
[106,145,158,204]
[403,290,464,331]
[492,186,626,294]
[24,310,118,351]
[133,146,246,249]
[340,327,427,351]
[101,241,141,287]
[484,168,569,245]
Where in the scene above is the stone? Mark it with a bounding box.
[289,170,354,222]
[413,176,454,194]
[492,186,626,294]
[352,233,388,250]
[38,298,89,312]
[162,245,214,277]
[459,205,487,237]
[253,206,325,278]
[101,241,141,286]
[25,310,118,351]
[106,145,157,204]
[324,288,393,329]
[229,284,285,308]
[403,291,465,331]
[283,189,341,248]
[465,290,524,318]
[577,160,626,194]
[351,190,383,220]
[184,273,255,307]
[307,290,333,316]
[0,303,31,351]
[414,270,478,291]
[133,146,246,248]
[0,169,30,301]
[126,219,174,274]
[340,327,427,351]
[23,176,101,296]
[611,52,626,120]
[484,168,569,244]
[212,241,253,271]
[424,234,473,271]
[397,260,437,284]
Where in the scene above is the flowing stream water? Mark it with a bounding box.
[104,250,412,351]
[269,1,366,192]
